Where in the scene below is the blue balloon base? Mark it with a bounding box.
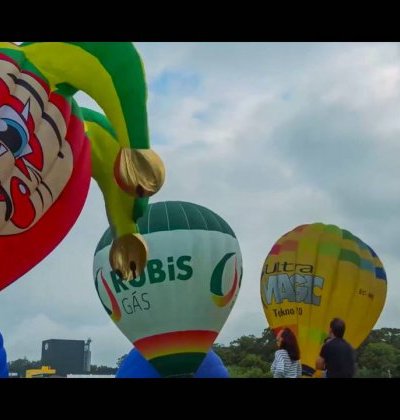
[116,348,229,378]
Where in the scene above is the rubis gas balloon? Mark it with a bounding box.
[94,201,242,377]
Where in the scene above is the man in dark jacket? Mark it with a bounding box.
[316,318,355,378]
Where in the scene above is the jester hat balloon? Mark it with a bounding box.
[0,42,164,290]
[260,223,387,376]
[94,201,242,377]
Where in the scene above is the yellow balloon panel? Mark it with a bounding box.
[260,223,387,376]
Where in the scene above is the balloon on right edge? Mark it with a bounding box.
[260,223,387,376]
[0,332,8,378]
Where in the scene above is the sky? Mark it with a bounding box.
[1,42,400,367]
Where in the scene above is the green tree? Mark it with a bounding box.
[214,329,277,377]
[238,354,269,372]
[90,365,117,375]
[257,328,277,363]
[357,328,400,358]
[212,343,236,366]
[214,328,276,367]
[8,358,41,377]
[117,354,128,369]
[228,365,271,378]
[357,342,400,378]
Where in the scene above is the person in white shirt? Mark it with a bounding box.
[271,328,302,378]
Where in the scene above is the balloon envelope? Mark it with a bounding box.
[116,348,229,378]
[0,44,91,291]
[94,201,242,377]
[194,349,229,378]
[1,42,162,290]
[260,223,387,376]
[0,333,8,378]
[116,348,160,378]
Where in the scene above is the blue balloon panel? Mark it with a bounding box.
[0,333,8,378]
[116,348,229,378]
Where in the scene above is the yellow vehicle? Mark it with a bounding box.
[25,366,56,378]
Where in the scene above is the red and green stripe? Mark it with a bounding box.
[134,330,218,377]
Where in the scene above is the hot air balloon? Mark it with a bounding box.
[0,42,164,291]
[94,201,242,377]
[0,332,8,378]
[116,348,229,378]
[260,223,387,377]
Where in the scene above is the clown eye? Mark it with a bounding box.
[0,118,29,157]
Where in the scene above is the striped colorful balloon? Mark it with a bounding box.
[94,201,243,377]
[260,223,387,376]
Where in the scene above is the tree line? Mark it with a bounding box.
[212,327,400,377]
[7,328,400,377]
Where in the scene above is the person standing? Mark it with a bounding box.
[271,328,302,378]
[316,318,355,378]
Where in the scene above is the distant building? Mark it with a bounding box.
[83,338,92,373]
[41,338,92,376]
